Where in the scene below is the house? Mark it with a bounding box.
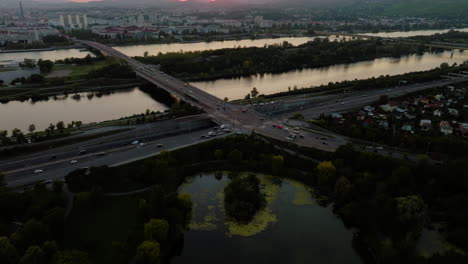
[448,108,459,117]
[363,106,375,112]
[380,104,395,112]
[460,123,468,135]
[420,120,432,130]
[440,121,453,135]
[401,124,413,132]
[420,98,429,104]
[433,110,442,117]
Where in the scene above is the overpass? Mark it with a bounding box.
[426,41,468,51]
[314,31,382,40]
[79,40,268,133]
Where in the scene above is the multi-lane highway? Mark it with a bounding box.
[3,39,467,187]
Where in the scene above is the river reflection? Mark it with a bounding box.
[193,50,468,100]
[174,173,361,264]
[0,87,169,132]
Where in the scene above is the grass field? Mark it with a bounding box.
[51,61,110,77]
[0,67,16,72]
[65,194,145,264]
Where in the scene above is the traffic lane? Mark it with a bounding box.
[0,116,213,171]
[6,127,222,187]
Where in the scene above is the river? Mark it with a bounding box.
[192,50,468,100]
[1,29,467,132]
[0,87,169,132]
[174,173,362,264]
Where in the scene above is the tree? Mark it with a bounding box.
[395,195,428,229]
[250,87,259,98]
[440,62,449,69]
[223,97,229,102]
[56,121,65,132]
[10,219,49,249]
[144,51,149,57]
[37,59,54,74]
[228,149,243,163]
[19,59,36,69]
[0,236,19,264]
[55,250,91,264]
[19,246,45,264]
[11,128,22,138]
[0,79,4,85]
[144,219,169,242]
[136,240,161,264]
[177,193,192,211]
[316,161,337,186]
[28,74,44,83]
[75,121,83,129]
[378,95,389,104]
[271,155,284,174]
[214,149,223,160]
[48,124,55,132]
[28,124,36,135]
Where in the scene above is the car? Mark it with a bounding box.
[44,180,53,184]
[299,134,304,138]
[131,140,140,145]
[201,135,207,139]
[322,141,328,145]
[366,146,374,149]
[272,124,277,128]
[78,150,87,155]
[277,125,283,129]
[157,144,163,148]
[376,146,384,150]
[341,102,345,105]
[34,169,43,174]
[320,137,327,140]
[70,160,78,164]
[96,152,107,156]
[139,143,145,147]
[49,155,57,160]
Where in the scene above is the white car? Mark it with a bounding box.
[34,169,43,174]
[131,140,140,145]
[70,160,78,164]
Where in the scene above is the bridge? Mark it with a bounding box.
[314,31,383,40]
[426,41,468,51]
[79,40,267,133]
[78,39,468,152]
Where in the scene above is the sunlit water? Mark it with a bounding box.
[174,173,361,264]
[192,50,468,100]
[0,88,168,132]
[1,29,467,131]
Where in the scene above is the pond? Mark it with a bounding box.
[173,173,362,264]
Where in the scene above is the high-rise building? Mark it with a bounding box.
[19,1,25,18]
[59,15,65,27]
[67,15,73,27]
[83,14,88,28]
[75,15,82,28]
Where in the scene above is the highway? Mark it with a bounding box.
[3,39,467,187]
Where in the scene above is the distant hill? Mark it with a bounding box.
[372,0,468,18]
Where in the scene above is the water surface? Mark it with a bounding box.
[174,173,361,264]
[0,87,168,132]
[192,50,468,100]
